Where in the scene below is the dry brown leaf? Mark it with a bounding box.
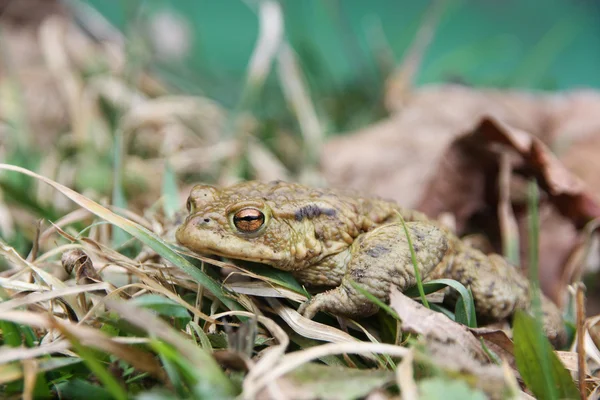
[557,351,590,375]
[322,87,600,305]
[271,363,395,400]
[423,341,509,397]
[417,116,600,228]
[470,327,516,369]
[517,205,581,304]
[61,249,103,286]
[417,117,600,302]
[389,287,488,362]
[388,289,522,396]
[322,85,551,208]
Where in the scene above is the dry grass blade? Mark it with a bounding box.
[243,342,409,399]
[211,310,289,381]
[576,283,587,399]
[0,238,86,318]
[229,281,306,302]
[38,16,85,140]
[0,282,110,313]
[38,209,91,245]
[265,298,358,344]
[0,163,243,312]
[0,277,44,291]
[583,315,600,370]
[498,153,520,264]
[277,43,323,166]
[385,0,447,110]
[0,340,71,364]
[0,310,166,380]
[247,139,290,182]
[22,359,38,400]
[245,0,283,87]
[396,349,418,400]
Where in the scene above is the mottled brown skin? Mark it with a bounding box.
[176,181,565,345]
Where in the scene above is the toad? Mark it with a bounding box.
[176,181,565,345]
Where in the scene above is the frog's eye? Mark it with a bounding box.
[233,208,265,233]
[186,197,193,213]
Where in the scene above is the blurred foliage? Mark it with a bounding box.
[84,0,600,133]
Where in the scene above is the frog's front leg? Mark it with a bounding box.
[298,222,450,319]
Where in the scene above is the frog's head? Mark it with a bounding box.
[176,181,354,271]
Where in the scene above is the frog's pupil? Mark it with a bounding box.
[233,209,264,232]
[238,215,259,221]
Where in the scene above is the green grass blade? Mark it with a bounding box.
[513,311,579,400]
[453,287,477,328]
[32,373,51,399]
[404,278,477,327]
[527,182,543,319]
[150,339,237,399]
[479,338,501,365]
[396,212,429,308]
[429,303,455,320]
[0,321,22,347]
[54,379,113,400]
[67,337,128,400]
[526,182,554,392]
[514,181,578,399]
[132,294,192,329]
[153,341,189,398]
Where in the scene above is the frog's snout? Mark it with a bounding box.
[187,214,224,230]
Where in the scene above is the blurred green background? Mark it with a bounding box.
[85,0,600,104]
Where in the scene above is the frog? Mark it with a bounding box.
[176,180,566,346]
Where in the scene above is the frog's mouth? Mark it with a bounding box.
[176,222,284,266]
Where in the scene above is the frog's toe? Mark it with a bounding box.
[297,287,380,319]
[297,298,322,319]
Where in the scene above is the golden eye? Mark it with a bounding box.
[233,208,265,233]
[186,197,193,212]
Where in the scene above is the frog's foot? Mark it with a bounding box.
[297,286,379,320]
[539,294,567,348]
[431,242,566,347]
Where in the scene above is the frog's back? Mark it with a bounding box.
[226,180,422,228]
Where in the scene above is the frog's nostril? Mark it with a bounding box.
[192,216,211,227]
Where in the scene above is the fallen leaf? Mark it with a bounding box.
[469,327,516,369]
[417,117,600,302]
[417,377,487,400]
[418,341,509,397]
[322,84,555,208]
[322,85,600,309]
[418,116,600,228]
[273,364,394,400]
[389,287,487,361]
